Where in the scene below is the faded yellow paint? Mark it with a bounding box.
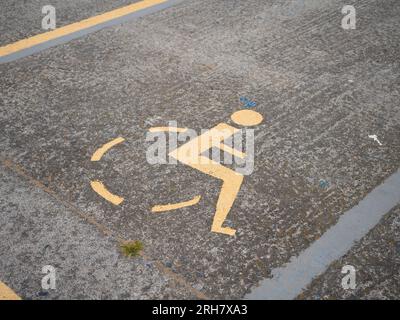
[91,137,125,161]
[90,180,124,205]
[0,0,167,57]
[152,195,201,212]
[149,127,188,133]
[0,281,21,300]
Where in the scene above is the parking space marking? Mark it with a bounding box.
[0,281,21,300]
[0,0,184,63]
[245,169,400,300]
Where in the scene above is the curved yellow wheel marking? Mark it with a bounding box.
[149,127,188,133]
[90,180,124,205]
[91,137,125,162]
[152,195,201,212]
[0,281,21,300]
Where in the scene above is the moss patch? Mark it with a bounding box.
[120,240,143,258]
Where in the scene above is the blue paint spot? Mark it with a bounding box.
[319,179,330,189]
[240,96,257,108]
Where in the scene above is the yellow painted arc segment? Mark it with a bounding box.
[152,195,201,212]
[90,180,124,205]
[0,0,167,57]
[91,137,125,161]
[0,281,21,300]
[149,127,188,133]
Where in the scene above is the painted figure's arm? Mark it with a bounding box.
[219,143,246,159]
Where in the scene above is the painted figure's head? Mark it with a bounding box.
[230,110,263,126]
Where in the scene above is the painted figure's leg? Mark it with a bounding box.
[185,157,244,236]
[211,173,243,236]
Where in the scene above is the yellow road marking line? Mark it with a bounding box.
[152,195,201,212]
[0,281,21,300]
[90,180,124,205]
[91,137,125,161]
[0,0,167,58]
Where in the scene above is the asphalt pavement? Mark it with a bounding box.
[0,0,399,299]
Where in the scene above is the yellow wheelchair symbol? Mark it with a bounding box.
[90,109,263,236]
